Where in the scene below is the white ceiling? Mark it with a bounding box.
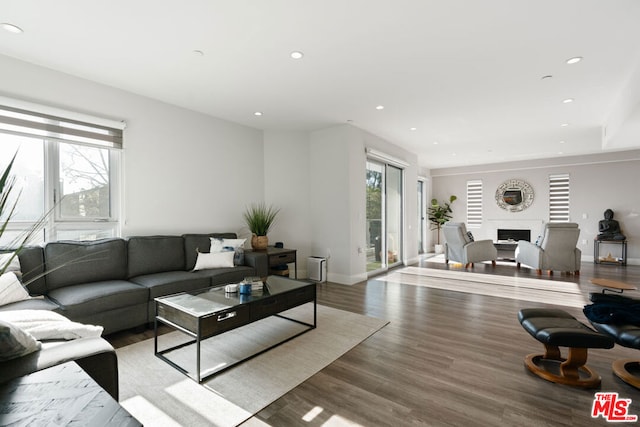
[2,0,640,169]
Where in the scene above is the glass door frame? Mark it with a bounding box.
[366,158,404,277]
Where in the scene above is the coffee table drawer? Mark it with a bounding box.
[200,305,251,337]
[251,295,288,320]
[286,285,315,307]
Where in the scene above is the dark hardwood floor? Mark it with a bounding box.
[107,259,640,426]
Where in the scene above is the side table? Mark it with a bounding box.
[265,247,297,278]
[594,239,627,265]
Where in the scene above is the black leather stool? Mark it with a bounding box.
[518,308,615,388]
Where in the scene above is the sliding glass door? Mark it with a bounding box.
[418,179,425,254]
[366,160,403,275]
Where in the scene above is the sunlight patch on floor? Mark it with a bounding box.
[121,395,182,427]
[378,266,587,308]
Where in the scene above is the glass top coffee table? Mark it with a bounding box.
[154,275,316,382]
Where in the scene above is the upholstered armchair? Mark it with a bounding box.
[516,222,581,275]
[442,222,497,268]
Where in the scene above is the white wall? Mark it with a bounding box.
[308,125,360,284]
[1,54,426,284]
[431,151,640,264]
[263,130,312,277]
[307,124,420,284]
[0,54,264,238]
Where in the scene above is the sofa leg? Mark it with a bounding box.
[517,262,521,269]
[491,260,496,267]
[549,270,553,276]
[574,270,580,275]
[536,269,542,275]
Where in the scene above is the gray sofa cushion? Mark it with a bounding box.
[17,246,47,295]
[47,280,148,319]
[206,266,255,286]
[127,236,185,278]
[183,233,237,271]
[44,239,127,290]
[130,271,211,299]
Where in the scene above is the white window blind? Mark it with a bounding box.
[549,173,570,222]
[467,180,483,228]
[0,103,124,148]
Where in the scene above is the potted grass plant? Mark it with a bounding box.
[243,203,280,250]
[428,195,457,253]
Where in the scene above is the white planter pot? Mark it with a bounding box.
[434,244,444,254]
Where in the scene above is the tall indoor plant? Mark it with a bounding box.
[243,203,280,250]
[428,195,457,253]
[1,154,47,276]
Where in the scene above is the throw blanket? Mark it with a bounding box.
[0,310,103,340]
[583,293,640,326]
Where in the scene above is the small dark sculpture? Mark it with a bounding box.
[597,209,626,241]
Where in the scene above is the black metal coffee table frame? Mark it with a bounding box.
[154,275,316,383]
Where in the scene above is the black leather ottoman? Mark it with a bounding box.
[518,308,614,388]
[586,292,640,389]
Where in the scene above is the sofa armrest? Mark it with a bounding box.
[0,337,119,400]
[464,239,498,263]
[244,251,269,278]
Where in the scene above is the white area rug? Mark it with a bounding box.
[425,253,515,266]
[378,266,587,308]
[116,304,388,427]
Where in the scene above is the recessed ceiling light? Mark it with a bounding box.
[254,111,263,116]
[566,56,583,64]
[541,75,553,80]
[563,98,574,103]
[558,151,564,155]
[290,51,304,59]
[410,127,417,131]
[559,140,566,144]
[376,105,384,110]
[1,23,23,34]
[433,141,438,145]
[561,123,569,127]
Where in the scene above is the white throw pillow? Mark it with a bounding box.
[0,310,103,340]
[0,271,30,307]
[0,318,41,361]
[193,250,235,270]
[0,252,21,274]
[209,237,246,253]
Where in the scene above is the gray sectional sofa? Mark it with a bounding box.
[1,232,268,335]
[0,232,267,401]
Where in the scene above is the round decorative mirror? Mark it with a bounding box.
[495,179,534,212]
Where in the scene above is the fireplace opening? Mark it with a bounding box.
[497,228,531,242]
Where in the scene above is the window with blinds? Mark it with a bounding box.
[466,180,483,228]
[549,173,570,222]
[0,101,124,243]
